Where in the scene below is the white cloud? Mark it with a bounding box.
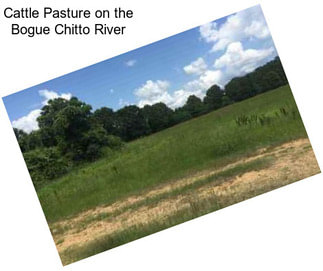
[125,59,137,67]
[199,5,270,52]
[135,41,274,109]
[214,42,274,82]
[244,20,270,39]
[39,89,72,106]
[168,89,204,109]
[135,71,223,109]
[199,21,218,43]
[135,80,173,107]
[199,70,223,89]
[12,90,72,133]
[183,57,207,75]
[135,79,208,109]
[134,40,274,109]
[185,70,224,93]
[12,109,42,134]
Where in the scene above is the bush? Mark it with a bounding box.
[23,147,69,189]
[68,126,108,161]
[68,127,124,162]
[106,135,124,150]
[171,110,192,125]
[84,143,102,161]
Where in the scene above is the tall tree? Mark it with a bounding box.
[115,105,150,141]
[13,128,29,152]
[92,107,117,135]
[37,98,72,147]
[142,102,173,133]
[263,71,283,90]
[225,56,288,102]
[171,108,192,125]
[36,97,112,161]
[51,98,92,156]
[203,84,223,111]
[183,95,206,117]
[225,76,255,102]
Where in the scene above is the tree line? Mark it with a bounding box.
[14,56,288,188]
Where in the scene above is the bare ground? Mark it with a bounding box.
[50,138,320,256]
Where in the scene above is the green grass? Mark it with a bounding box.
[58,154,284,265]
[52,155,274,234]
[60,198,221,265]
[38,85,308,223]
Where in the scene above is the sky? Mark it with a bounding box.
[2,5,278,133]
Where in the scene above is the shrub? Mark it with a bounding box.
[68,127,124,162]
[235,106,298,127]
[23,147,69,189]
[84,143,102,161]
[106,135,124,150]
[69,126,109,161]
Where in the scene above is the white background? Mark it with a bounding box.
[0,0,322,270]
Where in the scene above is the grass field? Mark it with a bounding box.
[34,84,322,265]
[38,85,310,224]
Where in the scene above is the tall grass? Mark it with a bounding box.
[50,155,274,233]
[37,85,308,222]
[60,196,222,265]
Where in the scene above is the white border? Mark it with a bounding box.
[0,1,322,270]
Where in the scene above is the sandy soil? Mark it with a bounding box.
[50,138,320,254]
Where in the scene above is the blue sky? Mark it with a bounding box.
[3,5,278,133]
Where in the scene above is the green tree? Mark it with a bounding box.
[171,108,192,125]
[37,98,72,148]
[183,95,206,117]
[36,96,112,161]
[115,105,150,141]
[72,125,110,161]
[221,95,233,106]
[142,103,173,133]
[263,71,283,90]
[23,147,68,189]
[27,130,43,150]
[203,84,223,111]
[224,56,288,102]
[92,107,117,135]
[225,76,255,102]
[13,128,43,152]
[51,99,92,159]
[13,128,28,152]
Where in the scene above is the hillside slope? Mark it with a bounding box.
[38,85,310,222]
[54,137,319,265]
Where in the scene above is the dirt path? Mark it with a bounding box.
[51,138,320,256]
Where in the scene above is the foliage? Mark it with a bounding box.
[106,135,124,150]
[142,103,173,133]
[221,94,233,106]
[23,147,69,189]
[182,95,206,117]
[14,128,43,152]
[36,98,71,147]
[14,56,290,189]
[69,126,109,161]
[37,85,307,222]
[235,106,300,127]
[225,75,254,102]
[14,127,27,141]
[115,105,150,141]
[225,57,288,101]
[92,107,117,135]
[203,84,223,110]
[171,108,192,125]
